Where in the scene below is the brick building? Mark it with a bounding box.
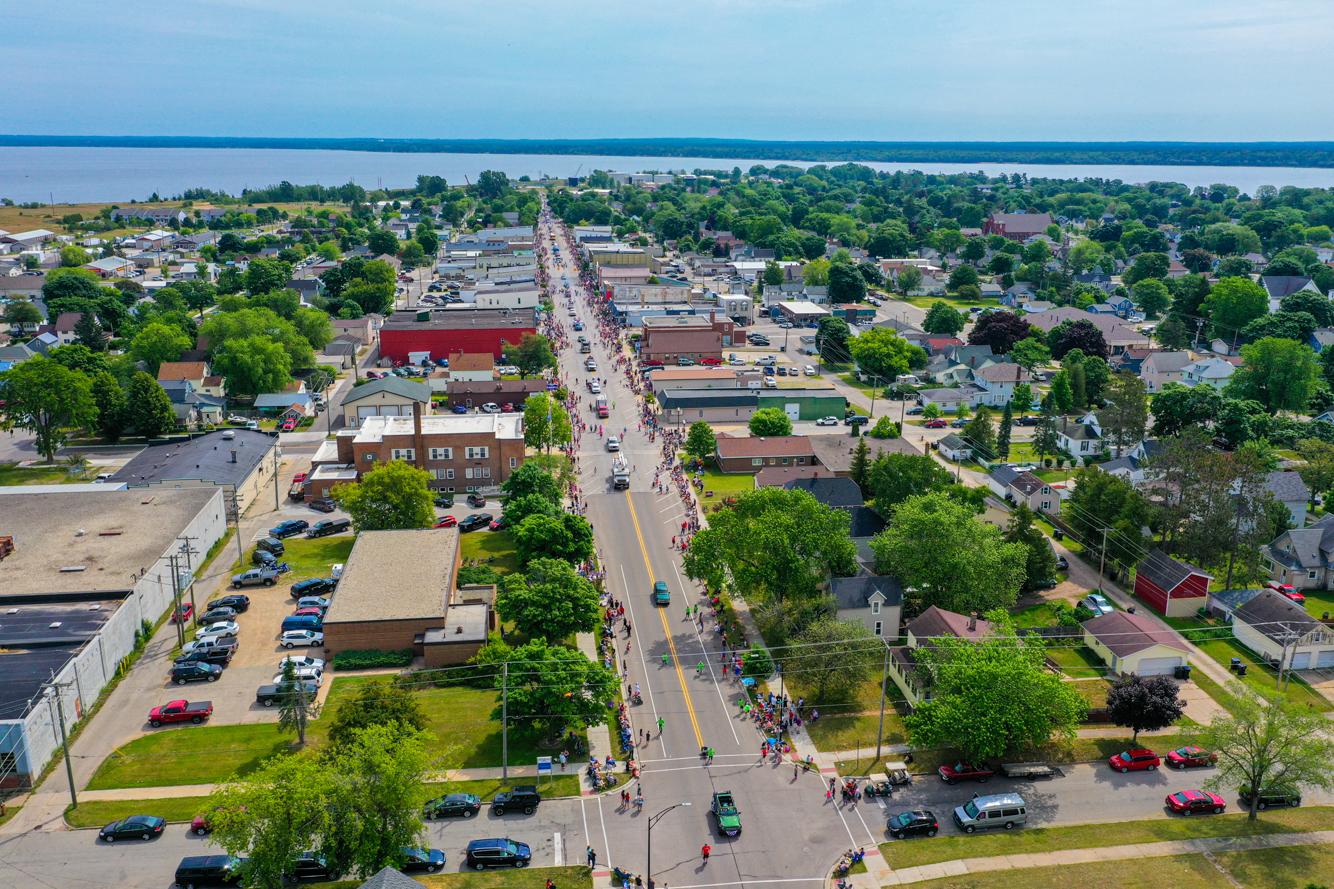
[324,404,526,495]
[982,212,1054,241]
[379,307,537,363]
[714,434,817,474]
[639,313,736,364]
[443,379,546,411]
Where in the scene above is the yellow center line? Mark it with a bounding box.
[624,488,704,749]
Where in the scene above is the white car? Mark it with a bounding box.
[480,402,501,413]
[280,629,324,649]
[815,416,840,426]
[588,381,602,394]
[181,636,230,654]
[279,655,326,672]
[729,358,746,366]
[763,378,778,388]
[606,436,621,452]
[273,666,323,684]
[1080,593,1115,616]
[804,365,816,376]
[196,621,239,641]
[296,596,331,610]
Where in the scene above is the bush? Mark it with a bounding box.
[330,648,414,670]
[868,417,901,439]
[741,644,774,679]
[458,565,500,586]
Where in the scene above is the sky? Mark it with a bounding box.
[5,0,1334,141]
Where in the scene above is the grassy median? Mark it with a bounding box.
[312,866,592,889]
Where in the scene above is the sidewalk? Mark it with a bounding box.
[883,828,1334,885]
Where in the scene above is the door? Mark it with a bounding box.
[1136,656,1183,676]
[783,402,800,421]
[1315,647,1334,669]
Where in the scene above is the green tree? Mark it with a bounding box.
[1123,251,1170,286]
[865,453,952,510]
[1105,675,1184,742]
[343,281,394,315]
[502,333,557,379]
[73,311,105,350]
[684,421,716,464]
[327,679,426,749]
[2,299,43,326]
[292,307,333,350]
[906,614,1086,762]
[503,492,563,528]
[1151,383,1222,436]
[895,264,923,295]
[497,557,599,640]
[802,258,830,286]
[332,460,434,532]
[849,436,871,493]
[0,356,96,461]
[816,316,852,363]
[1204,277,1268,340]
[1101,372,1149,455]
[48,343,109,377]
[848,328,926,380]
[1294,438,1334,500]
[870,492,1027,613]
[762,261,784,286]
[125,372,177,436]
[947,264,979,291]
[827,261,867,303]
[1230,337,1320,412]
[1049,370,1073,412]
[749,407,793,437]
[129,321,192,375]
[868,416,900,439]
[922,301,965,336]
[501,461,562,504]
[1004,505,1057,590]
[243,258,293,295]
[366,228,399,257]
[90,371,127,442]
[962,406,996,457]
[201,307,313,370]
[1065,467,1150,570]
[1033,396,1061,462]
[792,618,882,701]
[1011,383,1034,412]
[1155,316,1193,350]
[1008,337,1050,371]
[275,658,319,746]
[922,402,941,420]
[496,639,618,740]
[1132,278,1171,318]
[513,512,595,566]
[59,245,90,267]
[1193,684,1334,821]
[212,336,292,398]
[996,403,1013,459]
[522,392,572,453]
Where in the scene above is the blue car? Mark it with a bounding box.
[400,847,446,874]
[451,404,469,414]
[269,519,309,539]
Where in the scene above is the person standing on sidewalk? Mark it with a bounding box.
[587,846,597,868]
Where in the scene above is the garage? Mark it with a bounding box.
[356,404,406,423]
[1082,610,1191,678]
[1316,648,1334,669]
[340,377,431,430]
[1133,656,1185,676]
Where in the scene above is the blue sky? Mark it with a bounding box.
[5,0,1333,140]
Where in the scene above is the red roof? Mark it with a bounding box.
[715,434,815,460]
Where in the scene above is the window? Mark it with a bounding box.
[871,601,880,615]
[363,453,376,463]
[1309,570,1318,580]
[429,447,453,460]
[1041,500,1051,510]
[446,469,454,480]
[481,467,491,478]
[465,468,474,479]
[391,448,415,461]
[509,457,518,469]
[432,469,449,480]
[465,446,490,459]
[751,458,763,466]
[873,621,882,637]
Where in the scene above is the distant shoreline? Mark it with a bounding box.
[4,135,1334,169]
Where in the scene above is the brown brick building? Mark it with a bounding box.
[640,313,736,364]
[444,379,547,411]
[314,403,526,496]
[714,434,817,474]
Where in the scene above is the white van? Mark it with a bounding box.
[896,374,921,385]
[953,793,1027,833]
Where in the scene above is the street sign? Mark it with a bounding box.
[537,756,553,776]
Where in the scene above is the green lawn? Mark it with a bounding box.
[699,468,757,511]
[65,796,209,828]
[1171,624,1333,712]
[1045,645,1107,678]
[1297,585,1334,620]
[313,866,592,889]
[422,773,583,801]
[882,805,1331,871]
[0,461,89,485]
[0,805,20,829]
[227,536,355,584]
[905,844,1334,889]
[459,529,519,574]
[893,294,999,311]
[804,706,910,755]
[1009,602,1072,630]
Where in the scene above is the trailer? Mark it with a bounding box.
[1000,762,1062,780]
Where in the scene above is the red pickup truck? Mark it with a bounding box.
[148,699,213,728]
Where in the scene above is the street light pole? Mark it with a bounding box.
[647,802,691,889]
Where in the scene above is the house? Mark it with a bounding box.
[1025,307,1150,354]
[1231,589,1334,670]
[160,379,225,427]
[916,385,985,412]
[714,434,816,474]
[986,465,1059,515]
[937,433,972,462]
[1055,412,1103,460]
[754,465,837,488]
[972,362,1031,406]
[807,434,918,476]
[1181,356,1235,390]
[1260,276,1319,313]
[1110,346,1161,375]
[832,574,903,640]
[1102,438,1163,485]
[45,312,84,346]
[356,868,427,889]
[888,607,993,705]
[1133,550,1211,618]
[783,476,863,508]
[254,391,315,418]
[1001,284,1038,306]
[639,313,734,364]
[1139,351,1192,393]
[1082,610,1190,676]
[333,316,376,345]
[1265,471,1310,528]
[83,256,135,278]
[156,361,210,392]
[342,377,433,429]
[446,351,495,382]
[442,379,545,412]
[1309,328,1334,352]
[1261,514,1334,590]
[0,342,37,371]
[1205,587,1264,622]
[983,212,1053,242]
[379,307,538,363]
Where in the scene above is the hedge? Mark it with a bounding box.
[330,648,414,670]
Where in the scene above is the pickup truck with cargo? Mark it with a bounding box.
[148,700,213,727]
[232,566,281,588]
[710,791,742,836]
[174,647,233,668]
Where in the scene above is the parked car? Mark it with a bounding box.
[174,855,245,887]
[279,655,325,672]
[279,629,324,650]
[307,518,351,537]
[171,662,222,686]
[206,595,250,613]
[815,416,839,426]
[1239,785,1302,809]
[291,578,337,597]
[434,493,455,507]
[255,681,319,707]
[938,762,995,784]
[489,516,507,531]
[99,815,166,842]
[949,417,969,428]
[174,647,232,668]
[296,596,331,610]
[1165,789,1226,815]
[887,810,939,839]
[269,519,309,539]
[1080,593,1114,615]
[1108,748,1160,773]
[465,838,532,871]
[180,636,238,657]
[490,785,542,815]
[148,700,213,727]
[190,815,212,836]
[1165,746,1217,769]
[423,792,482,819]
[172,603,195,624]
[924,419,947,429]
[1015,415,1040,426]
[844,415,869,427]
[273,666,323,684]
[309,498,337,513]
[434,515,458,528]
[293,606,325,618]
[197,606,238,625]
[451,404,469,414]
[1055,555,1070,570]
[906,406,924,415]
[467,493,487,508]
[459,513,493,532]
[197,621,239,641]
[480,402,501,413]
[399,848,446,874]
[952,793,1027,833]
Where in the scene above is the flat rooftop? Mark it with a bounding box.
[324,529,457,624]
[111,430,276,488]
[423,603,488,643]
[0,487,221,598]
[643,315,714,329]
[352,413,523,441]
[1,645,79,719]
[383,308,537,330]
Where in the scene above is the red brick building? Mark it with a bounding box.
[1134,550,1211,618]
[982,212,1054,241]
[714,434,817,474]
[379,307,537,363]
[640,313,736,364]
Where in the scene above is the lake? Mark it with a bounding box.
[2,146,1333,204]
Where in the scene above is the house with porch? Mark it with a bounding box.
[1055,412,1103,461]
[887,607,994,706]
[1261,513,1334,591]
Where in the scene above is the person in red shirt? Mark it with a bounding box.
[701,844,711,862]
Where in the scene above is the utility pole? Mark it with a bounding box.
[169,554,185,648]
[501,661,509,780]
[1097,526,1111,582]
[874,642,890,761]
[272,442,282,511]
[177,536,201,621]
[45,673,77,810]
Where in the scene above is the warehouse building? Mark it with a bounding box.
[379,307,538,363]
[110,429,279,513]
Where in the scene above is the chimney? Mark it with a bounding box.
[968,611,977,631]
[229,450,237,463]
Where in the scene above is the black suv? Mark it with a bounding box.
[286,852,337,883]
[459,513,493,533]
[434,493,455,508]
[171,662,222,685]
[490,786,541,815]
[256,536,286,556]
[1239,786,1301,810]
[206,595,250,613]
[423,792,482,819]
[174,854,245,887]
[307,518,351,538]
[465,838,533,870]
[887,809,939,839]
[175,648,233,668]
[197,606,237,625]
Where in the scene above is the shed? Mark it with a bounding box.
[1134,550,1211,618]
